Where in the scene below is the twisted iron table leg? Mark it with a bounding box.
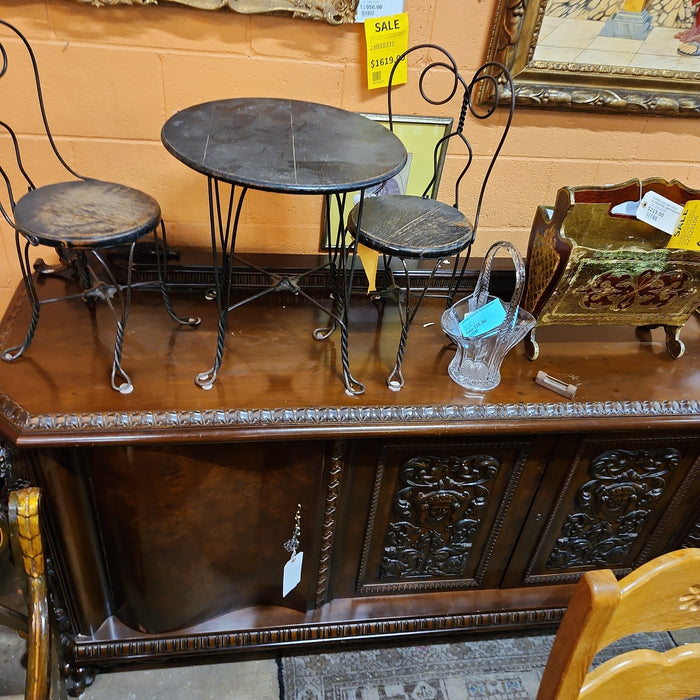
[196,179,246,390]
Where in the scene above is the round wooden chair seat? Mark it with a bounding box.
[0,19,200,395]
[348,195,474,259]
[13,180,161,249]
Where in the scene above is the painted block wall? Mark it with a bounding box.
[1,0,699,318]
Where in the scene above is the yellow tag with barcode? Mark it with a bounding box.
[364,13,409,90]
[667,200,700,251]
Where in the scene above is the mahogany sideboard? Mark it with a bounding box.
[0,254,697,686]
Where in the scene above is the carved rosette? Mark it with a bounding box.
[378,454,499,580]
[546,447,681,569]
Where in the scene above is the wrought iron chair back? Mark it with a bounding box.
[386,44,514,226]
[347,44,515,390]
[0,20,199,393]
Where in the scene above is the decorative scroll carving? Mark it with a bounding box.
[576,270,695,312]
[69,0,358,24]
[546,447,681,569]
[0,442,29,495]
[0,442,11,485]
[378,454,499,581]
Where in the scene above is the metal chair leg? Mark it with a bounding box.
[89,249,135,394]
[153,221,201,327]
[2,236,41,362]
[386,258,440,391]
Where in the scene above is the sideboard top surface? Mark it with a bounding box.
[0,268,697,445]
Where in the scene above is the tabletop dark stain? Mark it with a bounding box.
[162,98,407,194]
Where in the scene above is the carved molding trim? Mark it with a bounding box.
[68,0,358,24]
[68,607,565,664]
[477,442,530,584]
[2,390,698,441]
[314,440,344,608]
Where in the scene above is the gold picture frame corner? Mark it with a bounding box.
[69,0,359,24]
[485,0,700,117]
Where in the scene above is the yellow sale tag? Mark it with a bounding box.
[667,200,700,251]
[364,13,409,90]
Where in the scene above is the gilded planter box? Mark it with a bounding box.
[522,179,700,360]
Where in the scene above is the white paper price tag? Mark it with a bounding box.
[283,551,303,597]
[635,191,683,234]
[356,0,404,22]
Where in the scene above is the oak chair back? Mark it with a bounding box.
[0,487,52,699]
[537,548,700,700]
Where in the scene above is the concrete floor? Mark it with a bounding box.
[1,624,280,699]
[80,658,281,700]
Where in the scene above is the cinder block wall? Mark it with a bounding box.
[1,0,699,314]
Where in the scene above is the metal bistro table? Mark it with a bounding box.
[161,98,407,394]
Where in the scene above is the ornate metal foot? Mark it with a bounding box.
[524,328,539,361]
[664,325,685,358]
[635,324,685,358]
[635,324,655,343]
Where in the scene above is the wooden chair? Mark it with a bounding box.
[1,487,57,700]
[537,548,700,700]
[0,20,199,394]
[346,44,514,390]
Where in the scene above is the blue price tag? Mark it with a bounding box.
[458,298,507,338]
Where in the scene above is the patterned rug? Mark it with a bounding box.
[279,630,676,700]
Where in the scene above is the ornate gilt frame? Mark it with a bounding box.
[484,0,700,117]
[71,0,357,24]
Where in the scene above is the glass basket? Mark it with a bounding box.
[441,241,536,391]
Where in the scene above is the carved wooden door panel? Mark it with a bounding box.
[502,432,700,588]
[329,436,550,600]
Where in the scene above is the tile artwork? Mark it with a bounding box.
[532,0,700,73]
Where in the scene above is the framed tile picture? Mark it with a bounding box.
[483,0,700,117]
